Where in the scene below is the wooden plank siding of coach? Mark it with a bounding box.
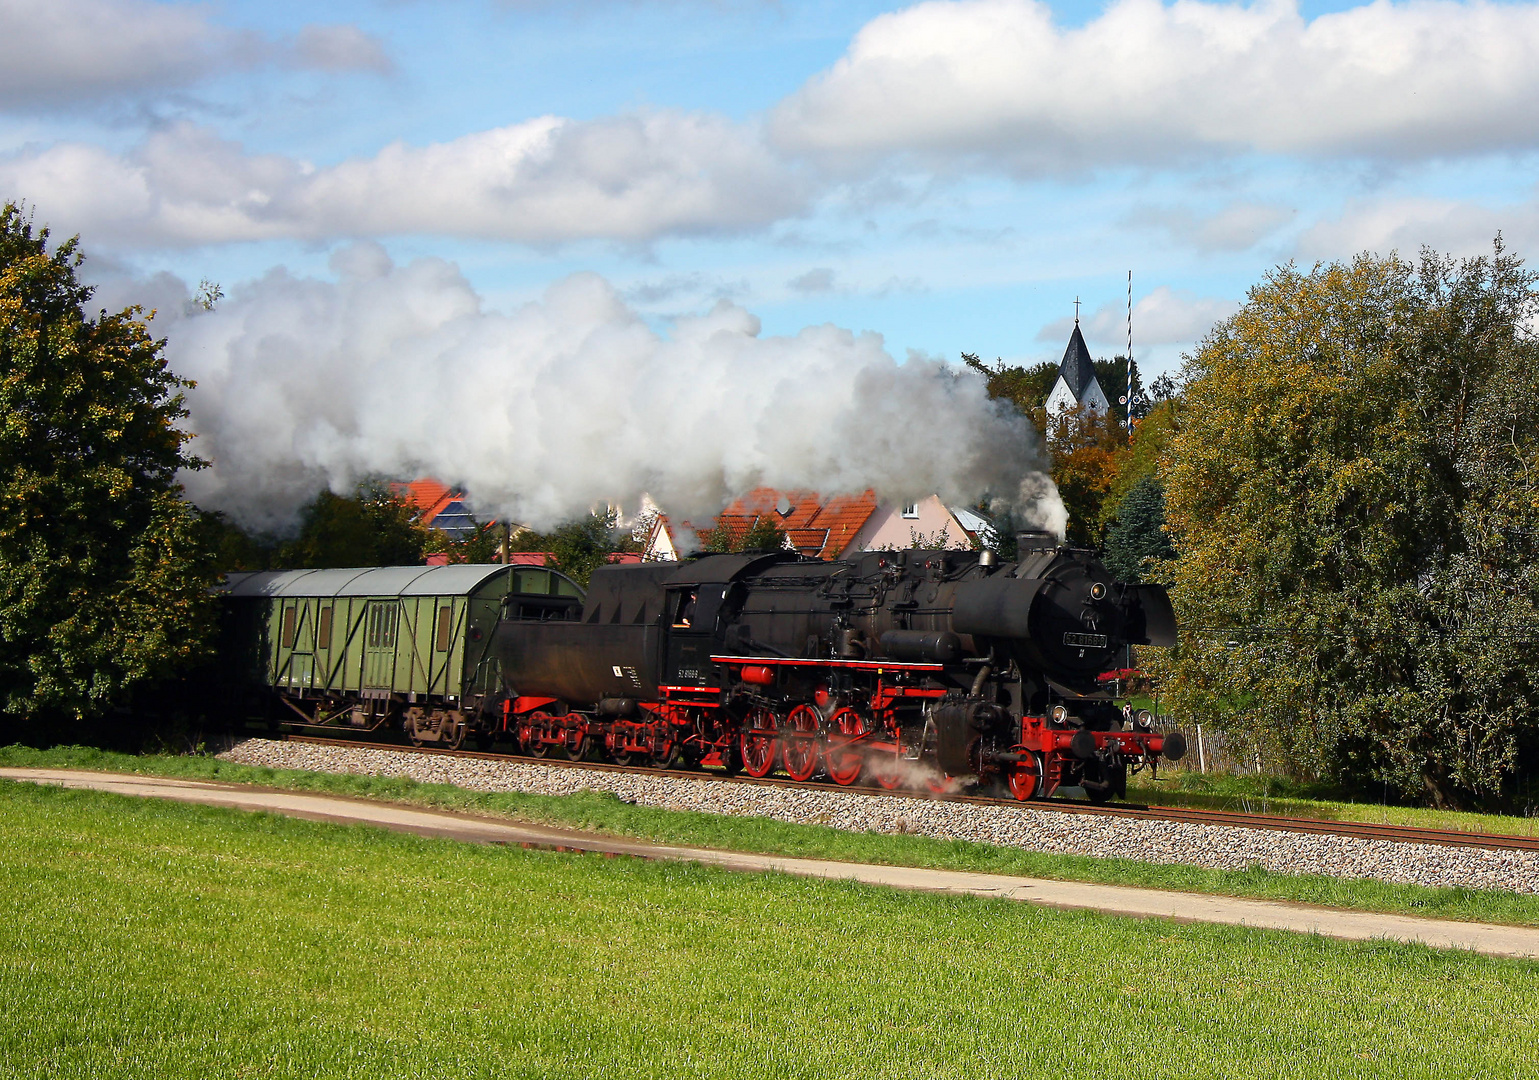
[221,565,586,711]
[265,589,475,700]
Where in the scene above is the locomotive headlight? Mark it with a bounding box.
[1136,709,1154,730]
[1089,582,1107,600]
[1051,705,1069,724]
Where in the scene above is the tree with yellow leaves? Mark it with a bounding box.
[1154,243,1539,807]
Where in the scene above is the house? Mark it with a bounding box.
[1043,318,1111,415]
[643,488,993,561]
[393,479,484,540]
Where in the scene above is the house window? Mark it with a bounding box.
[901,502,919,519]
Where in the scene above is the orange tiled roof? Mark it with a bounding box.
[658,487,878,560]
[392,478,457,526]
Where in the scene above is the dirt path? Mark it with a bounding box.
[8,766,1539,961]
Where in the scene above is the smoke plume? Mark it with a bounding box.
[154,244,1065,537]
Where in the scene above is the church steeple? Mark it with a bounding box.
[1059,322,1098,401]
[1044,316,1110,415]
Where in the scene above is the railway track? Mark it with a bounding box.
[278,733,1539,855]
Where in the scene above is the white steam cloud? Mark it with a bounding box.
[162,245,1064,539]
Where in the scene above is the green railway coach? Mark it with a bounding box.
[221,564,584,748]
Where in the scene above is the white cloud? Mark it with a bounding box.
[292,25,394,75]
[788,267,837,293]
[1296,193,1539,260]
[773,0,1539,171]
[0,0,390,109]
[0,113,808,246]
[1125,200,1297,252]
[1039,286,1239,349]
[154,249,1062,535]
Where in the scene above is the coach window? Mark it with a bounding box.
[435,605,453,651]
[280,605,298,649]
[367,602,396,649]
[317,606,333,650]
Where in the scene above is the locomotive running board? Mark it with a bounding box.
[711,655,945,672]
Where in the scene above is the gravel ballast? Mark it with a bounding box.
[218,737,1539,895]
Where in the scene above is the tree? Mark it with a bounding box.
[960,352,1059,426]
[422,518,505,565]
[1153,243,1539,807]
[700,513,788,554]
[0,202,220,724]
[547,510,627,586]
[1043,403,1128,548]
[276,481,428,568]
[1101,474,1173,583]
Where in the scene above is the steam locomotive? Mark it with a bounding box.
[227,529,1185,802]
[492,529,1184,801]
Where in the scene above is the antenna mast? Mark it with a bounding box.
[1125,270,1134,438]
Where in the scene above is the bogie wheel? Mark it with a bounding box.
[522,713,549,758]
[781,704,823,782]
[438,712,467,751]
[824,708,868,786]
[1084,761,1126,805]
[717,737,744,776]
[1006,749,1044,801]
[869,752,905,790]
[562,728,590,762]
[924,770,962,795]
[740,707,778,778]
[654,739,683,770]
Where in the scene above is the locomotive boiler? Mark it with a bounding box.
[494,531,1185,801]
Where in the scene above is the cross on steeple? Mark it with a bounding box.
[1074,296,1081,325]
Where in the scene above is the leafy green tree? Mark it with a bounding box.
[700,513,788,554]
[961,352,1058,425]
[1101,475,1173,583]
[1154,243,1539,807]
[547,510,624,586]
[0,202,220,723]
[423,518,505,564]
[276,481,428,568]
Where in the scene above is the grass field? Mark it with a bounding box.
[6,744,1539,931]
[1,779,1537,1079]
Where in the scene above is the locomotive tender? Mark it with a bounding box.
[226,530,1185,802]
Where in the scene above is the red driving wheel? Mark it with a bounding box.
[1007,748,1044,801]
[781,704,822,781]
[824,708,867,786]
[740,706,778,778]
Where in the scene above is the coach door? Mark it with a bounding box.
[363,600,399,689]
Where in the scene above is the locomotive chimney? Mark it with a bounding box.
[1016,529,1057,553]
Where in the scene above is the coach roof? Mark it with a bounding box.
[220,564,520,598]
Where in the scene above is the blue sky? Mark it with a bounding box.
[5,0,1539,525]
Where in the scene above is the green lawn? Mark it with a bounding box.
[6,744,1539,931]
[1,780,1536,1079]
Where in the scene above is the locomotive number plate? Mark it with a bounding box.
[1063,632,1108,648]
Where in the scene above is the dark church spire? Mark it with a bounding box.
[1059,322,1098,401]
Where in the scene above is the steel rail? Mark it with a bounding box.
[277,733,1539,854]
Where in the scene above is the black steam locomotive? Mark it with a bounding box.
[493,531,1184,801]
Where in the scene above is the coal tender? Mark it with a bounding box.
[493,530,1186,802]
